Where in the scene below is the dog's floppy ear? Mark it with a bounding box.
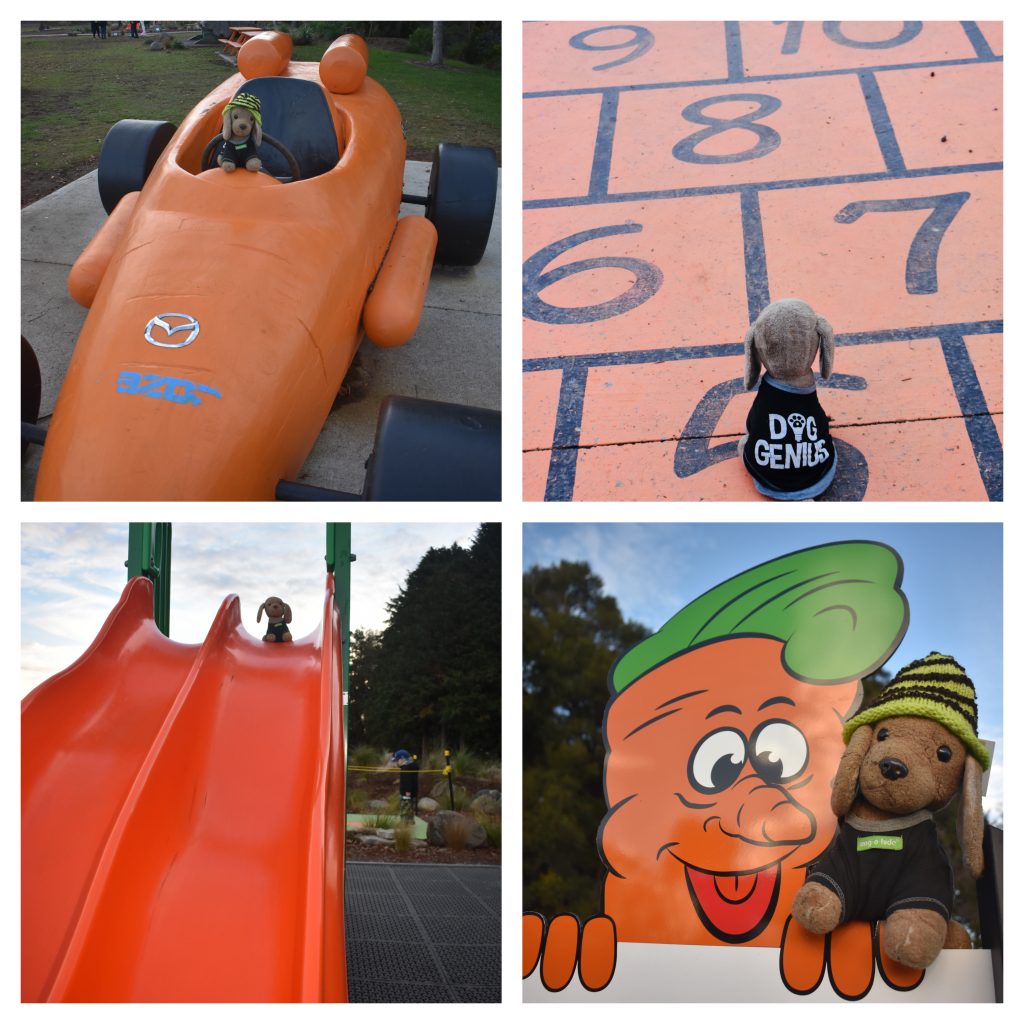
[817,314,835,380]
[253,118,262,147]
[282,602,292,623]
[257,601,266,622]
[831,724,872,816]
[221,106,233,141]
[743,323,761,390]
[957,753,985,879]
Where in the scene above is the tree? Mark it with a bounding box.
[523,561,647,920]
[430,21,443,66]
[349,525,500,759]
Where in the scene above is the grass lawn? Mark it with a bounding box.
[21,33,501,205]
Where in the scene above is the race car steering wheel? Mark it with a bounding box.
[200,132,302,181]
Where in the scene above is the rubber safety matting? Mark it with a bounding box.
[523,21,1002,501]
[345,863,500,1002]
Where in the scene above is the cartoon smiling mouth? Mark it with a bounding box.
[682,862,782,943]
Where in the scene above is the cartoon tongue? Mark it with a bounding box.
[684,863,780,942]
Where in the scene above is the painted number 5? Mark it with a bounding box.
[834,192,970,295]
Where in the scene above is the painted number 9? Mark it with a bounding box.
[568,24,654,71]
[523,224,663,325]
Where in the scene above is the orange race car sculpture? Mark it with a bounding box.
[28,32,497,500]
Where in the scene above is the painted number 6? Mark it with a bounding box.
[523,224,663,325]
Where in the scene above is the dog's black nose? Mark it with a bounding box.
[879,758,908,781]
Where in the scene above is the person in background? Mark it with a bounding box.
[389,749,418,822]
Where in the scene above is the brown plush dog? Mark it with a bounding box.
[257,595,292,643]
[791,652,988,970]
[217,93,263,173]
[738,298,837,500]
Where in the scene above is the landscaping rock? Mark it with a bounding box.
[417,797,440,813]
[470,789,501,815]
[427,811,487,849]
[429,779,467,805]
[367,799,388,811]
[356,834,393,846]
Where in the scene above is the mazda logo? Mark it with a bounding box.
[144,313,200,348]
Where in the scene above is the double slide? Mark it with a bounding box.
[22,574,346,1002]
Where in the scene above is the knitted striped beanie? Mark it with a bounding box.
[843,652,990,769]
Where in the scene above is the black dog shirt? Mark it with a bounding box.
[805,811,954,923]
[219,136,260,167]
[265,619,291,641]
[742,375,836,499]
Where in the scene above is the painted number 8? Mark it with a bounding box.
[673,94,782,165]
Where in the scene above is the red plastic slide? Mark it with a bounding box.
[22,574,346,1002]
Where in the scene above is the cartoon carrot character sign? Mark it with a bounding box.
[524,542,911,997]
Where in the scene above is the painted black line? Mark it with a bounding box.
[523,161,1000,210]
[523,320,1003,373]
[739,188,770,322]
[938,328,1003,500]
[857,69,906,174]
[960,21,996,61]
[544,365,589,501]
[523,55,1002,99]
[725,21,745,82]
[589,90,618,199]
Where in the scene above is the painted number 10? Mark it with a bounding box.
[775,21,923,54]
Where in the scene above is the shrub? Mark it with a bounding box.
[406,26,431,54]
[347,789,368,812]
[393,825,413,853]
[367,813,396,829]
[452,746,483,778]
[350,744,385,768]
[479,817,501,849]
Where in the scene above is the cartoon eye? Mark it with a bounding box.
[877,727,889,741]
[750,720,808,784]
[688,728,747,794]
[937,746,952,762]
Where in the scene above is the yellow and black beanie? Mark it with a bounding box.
[842,652,990,769]
[226,92,262,126]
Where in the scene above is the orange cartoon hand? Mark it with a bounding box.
[523,913,617,992]
[780,916,926,999]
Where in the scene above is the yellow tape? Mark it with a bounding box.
[347,765,449,774]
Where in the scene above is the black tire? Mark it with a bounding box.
[364,396,500,500]
[97,119,177,214]
[22,336,41,458]
[425,143,497,266]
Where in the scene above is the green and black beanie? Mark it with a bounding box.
[226,92,262,125]
[610,541,909,692]
[843,652,990,769]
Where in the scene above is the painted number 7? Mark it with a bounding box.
[834,192,969,295]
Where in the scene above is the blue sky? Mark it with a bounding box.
[22,522,480,697]
[524,522,1002,817]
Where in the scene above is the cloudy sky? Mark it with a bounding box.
[524,522,1003,817]
[22,522,481,697]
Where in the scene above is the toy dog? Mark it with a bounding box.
[217,93,262,173]
[257,595,292,642]
[791,652,988,970]
[739,298,837,500]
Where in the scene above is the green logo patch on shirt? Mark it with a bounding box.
[856,834,904,852]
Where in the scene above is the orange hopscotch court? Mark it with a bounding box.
[523,21,1002,501]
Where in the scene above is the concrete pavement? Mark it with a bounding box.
[21,160,501,499]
